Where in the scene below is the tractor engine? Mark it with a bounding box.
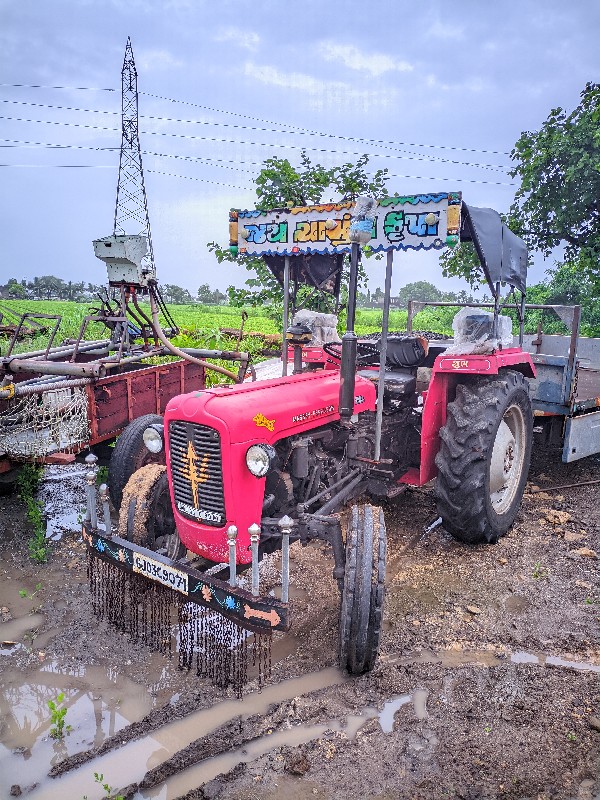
[263,424,351,517]
[262,400,421,519]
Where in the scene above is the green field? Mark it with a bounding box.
[2,298,577,364]
[0,299,461,358]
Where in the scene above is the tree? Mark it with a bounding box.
[197,283,214,304]
[396,281,444,309]
[162,284,193,305]
[371,287,385,304]
[208,151,389,310]
[440,84,600,292]
[523,258,600,337]
[509,82,600,286]
[8,282,27,298]
[3,278,27,298]
[255,151,388,208]
[61,281,86,301]
[439,241,485,290]
[27,275,67,300]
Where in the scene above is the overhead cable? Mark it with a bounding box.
[0,84,511,156]
[0,140,517,186]
[0,115,510,173]
[0,98,511,169]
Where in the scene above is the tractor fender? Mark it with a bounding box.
[401,349,536,487]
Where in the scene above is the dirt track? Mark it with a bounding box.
[0,438,599,800]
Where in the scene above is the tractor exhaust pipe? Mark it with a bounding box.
[339,242,360,421]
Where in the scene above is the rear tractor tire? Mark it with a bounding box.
[339,504,387,675]
[108,414,165,510]
[434,370,533,544]
[118,464,186,561]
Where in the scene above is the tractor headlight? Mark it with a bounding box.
[245,443,275,478]
[143,425,163,454]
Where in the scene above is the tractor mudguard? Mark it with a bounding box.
[400,349,536,487]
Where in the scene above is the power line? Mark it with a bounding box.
[0,115,511,173]
[147,170,251,190]
[0,160,515,187]
[140,91,511,157]
[0,163,114,168]
[0,138,118,151]
[0,140,517,186]
[0,98,511,170]
[0,82,115,92]
[1,98,118,116]
[0,83,511,157]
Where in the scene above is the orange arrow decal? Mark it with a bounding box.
[243,604,281,627]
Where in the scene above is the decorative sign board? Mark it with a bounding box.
[230,192,462,257]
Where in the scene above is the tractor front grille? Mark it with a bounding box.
[169,420,225,527]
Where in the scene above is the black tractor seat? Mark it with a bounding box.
[357,368,417,397]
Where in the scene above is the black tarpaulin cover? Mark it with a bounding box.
[461,204,528,295]
[262,253,343,296]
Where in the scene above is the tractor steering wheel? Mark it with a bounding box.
[323,341,343,360]
[323,340,381,367]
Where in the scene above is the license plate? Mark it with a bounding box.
[133,553,189,595]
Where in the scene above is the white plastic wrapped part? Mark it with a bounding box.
[293,309,341,345]
[349,195,378,244]
[443,307,513,355]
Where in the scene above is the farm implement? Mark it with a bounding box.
[0,283,251,483]
[0,38,252,486]
[82,190,600,696]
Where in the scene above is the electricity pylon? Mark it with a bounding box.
[112,37,155,279]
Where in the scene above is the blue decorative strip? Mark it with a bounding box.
[379,193,449,206]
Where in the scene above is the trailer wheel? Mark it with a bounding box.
[339,504,386,675]
[108,414,165,510]
[118,464,186,561]
[434,370,533,544]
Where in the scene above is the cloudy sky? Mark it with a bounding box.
[1,0,598,298]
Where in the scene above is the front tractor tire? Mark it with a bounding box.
[108,414,165,510]
[118,464,186,561]
[434,370,533,545]
[339,504,387,675]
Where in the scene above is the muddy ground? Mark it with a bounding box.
[0,438,599,800]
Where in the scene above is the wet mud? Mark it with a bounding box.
[0,440,599,800]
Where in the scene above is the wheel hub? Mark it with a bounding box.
[490,419,516,494]
[489,404,526,515]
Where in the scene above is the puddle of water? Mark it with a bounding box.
[142,714,376,800]
[27,667,346,800]
[378,693,411,732]
[377,688,429,733]
[511,651,600,673]
[383,647,600,674]
[0,612,45,648]
[142,686,432,799]
[412,688,429,720]
[0,661,156,793]
[38,465,87,541]
[511,651,540,665]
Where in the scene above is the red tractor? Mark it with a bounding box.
[86,192,535,686]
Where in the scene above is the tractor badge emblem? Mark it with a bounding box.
[253,413,275,432]
[181,441,210,508]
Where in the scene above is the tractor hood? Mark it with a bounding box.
[165,370,376,444]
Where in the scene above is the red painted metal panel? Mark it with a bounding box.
[401,348,536,486]
[435,349,535,378]
[88,360,206,445]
